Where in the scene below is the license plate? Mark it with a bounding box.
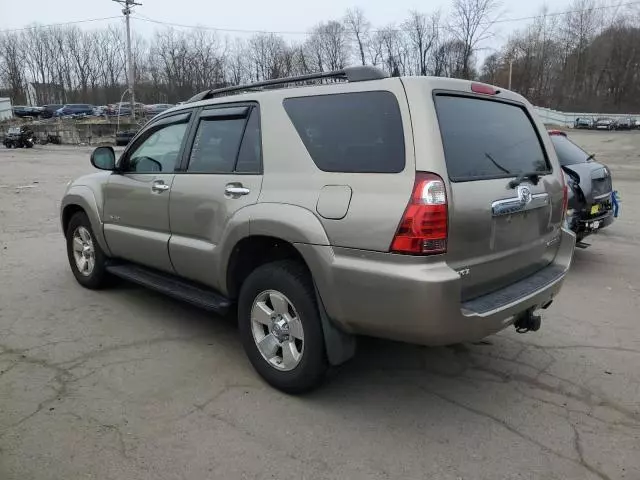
[590,204,600,215]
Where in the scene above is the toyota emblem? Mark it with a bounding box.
[518,185,532,205]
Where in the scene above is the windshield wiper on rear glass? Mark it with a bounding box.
[484,152,511,174]
[508,172,541,189]
[586,153,596,162]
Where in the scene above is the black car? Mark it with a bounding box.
[41,104,64,119]
[3,126,36,148]
[115,129,138,146]
[549,130,616,242]
[574,117,593,129]
[12,106,42,118]
[594,117,616,130]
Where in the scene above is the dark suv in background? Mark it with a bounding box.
[55,104,94,117]
[617,117,636,130]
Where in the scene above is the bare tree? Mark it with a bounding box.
[248,33,292,80]
[3,3,640,112]
[403,10,440,75]
[305,21,350,72]
[449,0,500,79]
[344,8,370,66]
[0,33,26,103]
[226,39,248,85]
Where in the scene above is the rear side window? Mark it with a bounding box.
[186,106,262,174]
[434,95,550,182]
[549,135,590,166]
[188,118,246,173]
[283,91,405,173]
[235,108,262,173]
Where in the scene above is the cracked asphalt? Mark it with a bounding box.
[1,133,639,480]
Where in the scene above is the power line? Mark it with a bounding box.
[132,14,308,35]
[492,0,640,24]
[2,0,640,37]
[0,16,122,34]
[131,1,640,35]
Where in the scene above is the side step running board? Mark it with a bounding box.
[106,263,231,315]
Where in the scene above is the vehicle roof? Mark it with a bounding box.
[162,74,528,117]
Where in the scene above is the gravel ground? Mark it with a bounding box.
[1,135,639,480]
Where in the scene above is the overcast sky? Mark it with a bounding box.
[1,0,551,47]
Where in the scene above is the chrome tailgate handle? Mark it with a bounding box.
[492,186,549,216]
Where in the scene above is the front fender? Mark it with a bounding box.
[61,185,112,256]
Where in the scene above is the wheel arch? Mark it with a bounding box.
[61,186,111,256]
[222,203,355,366]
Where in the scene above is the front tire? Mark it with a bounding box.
[238,260,328,393]
[66,212,110,289]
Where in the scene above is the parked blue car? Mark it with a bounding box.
[55,104,95,117]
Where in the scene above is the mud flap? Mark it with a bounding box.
[313,285,357,366]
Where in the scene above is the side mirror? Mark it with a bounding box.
[91,146,116,171]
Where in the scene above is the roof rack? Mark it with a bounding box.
[186,66,388,103]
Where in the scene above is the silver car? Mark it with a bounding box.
[61,67,575,392]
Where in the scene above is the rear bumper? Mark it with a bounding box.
[568,209,614,236]
[296,228,575,346]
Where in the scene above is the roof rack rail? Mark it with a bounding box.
[186,66,388,103]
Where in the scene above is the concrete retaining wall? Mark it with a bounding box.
[1,118,140,145]
[31,119,140,145]
[533,106,640,127]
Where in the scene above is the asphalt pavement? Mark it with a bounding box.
[1,136,639,480]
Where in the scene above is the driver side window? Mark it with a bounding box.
[124,122,189,173]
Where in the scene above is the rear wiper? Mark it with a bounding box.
[484,152,511,174]
[509,172,541,189]
[586,153,596,162]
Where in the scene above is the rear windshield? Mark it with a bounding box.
[434,95,550,182]
[283,91,405,173]
[550,134,590,166]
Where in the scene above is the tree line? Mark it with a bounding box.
[1,0,640,113]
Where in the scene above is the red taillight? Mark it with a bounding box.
[391,172,448,255]
[471,83,498,95]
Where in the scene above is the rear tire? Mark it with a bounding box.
[238,260,328,394]
[66,212,110,289]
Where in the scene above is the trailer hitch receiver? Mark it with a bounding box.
[514,308,542,333]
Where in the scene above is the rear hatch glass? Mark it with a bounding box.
[434,95,550,181]
[434,94,563,301]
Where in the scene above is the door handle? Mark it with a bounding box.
[225,185,250,196]
[151,181,170,193]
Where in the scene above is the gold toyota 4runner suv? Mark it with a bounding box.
[61,67,576,392]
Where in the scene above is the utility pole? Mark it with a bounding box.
[113,0,141,122]
[508,58,513,91]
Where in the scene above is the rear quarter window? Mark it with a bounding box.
[434,95,550,182]
[549,135,590,166]
[283,91,405,173]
